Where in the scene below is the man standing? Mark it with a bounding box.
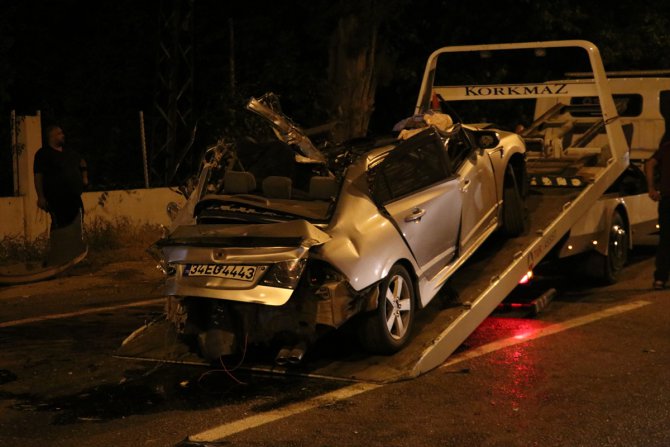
[33,125,88,265]
[645,138,670,289]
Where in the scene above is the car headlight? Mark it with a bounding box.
[261,259,307,289]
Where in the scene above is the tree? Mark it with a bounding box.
[325,0,414,142]
[326,1,379,142]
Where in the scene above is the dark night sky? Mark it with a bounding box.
[2,0,670,193]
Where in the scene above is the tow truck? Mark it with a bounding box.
[118,40,642,383]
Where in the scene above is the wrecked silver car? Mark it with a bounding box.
[146,93,527,365]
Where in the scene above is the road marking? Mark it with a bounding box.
[188,382,381,443]
[0,298,164,328]
[440,299,652,369]
[188,299,652,442]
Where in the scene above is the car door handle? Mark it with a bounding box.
[404,208,426,222]
[460,179,471,192]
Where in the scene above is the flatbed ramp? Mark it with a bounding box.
[117,187,580,383]
[250,187,581,382]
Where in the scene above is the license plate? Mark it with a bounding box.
[183,264,258,282]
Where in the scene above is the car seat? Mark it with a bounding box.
[224,171,256,194]
[262,176,292,199]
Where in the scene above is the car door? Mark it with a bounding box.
[450,128,499,253]
[369,130,462,276]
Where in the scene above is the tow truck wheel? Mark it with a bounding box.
[502,165,526,237]
[358,265,415,354]
[592,211,629,284]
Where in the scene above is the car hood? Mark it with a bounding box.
[161,218,329,244]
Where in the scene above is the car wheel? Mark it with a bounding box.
[590,211,629,284]
[502,165,526,236]
[358,265,415,354]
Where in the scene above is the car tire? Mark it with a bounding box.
[502,165,526,237]
[358,264,415,354]
[589,211,629,284]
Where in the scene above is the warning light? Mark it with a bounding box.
[519,270,533,285]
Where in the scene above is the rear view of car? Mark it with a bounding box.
[146,93,526,365]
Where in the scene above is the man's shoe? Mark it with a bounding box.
[653,280,666,290]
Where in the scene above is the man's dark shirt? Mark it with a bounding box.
[33,145,84,227]
[653,141,670,197]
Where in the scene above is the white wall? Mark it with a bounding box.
[0,197,26,238]
[81,188,185,228]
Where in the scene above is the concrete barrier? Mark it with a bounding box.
[81,188,185,228]
[0,197,26,238]
[1,113,187,242]
[1,188,185,240]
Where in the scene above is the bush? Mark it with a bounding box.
[84,217,162,251]
[0,218,162,266]
[0,235,48,265]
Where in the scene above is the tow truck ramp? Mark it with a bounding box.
[117,40,630,383]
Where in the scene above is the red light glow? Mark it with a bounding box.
[518,270,533,285]
[514,332,533,340]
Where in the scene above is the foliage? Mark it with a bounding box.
[0,218,162,266]
[3,0,670,194]
[0,234,48,265]
[84,217,162,251]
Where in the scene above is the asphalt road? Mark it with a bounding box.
[0,246,669,447]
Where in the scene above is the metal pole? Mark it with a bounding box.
[139,111,150,188]
[10,109,19,196]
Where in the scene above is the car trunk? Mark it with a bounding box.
[153,219,331,306]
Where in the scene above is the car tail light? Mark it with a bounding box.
[261,259,307,289]
[147,244,176,276]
